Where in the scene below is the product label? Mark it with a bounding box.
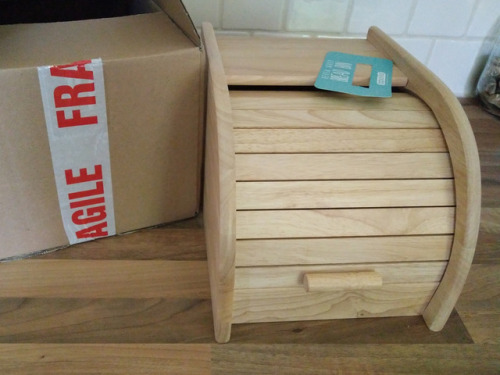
[38,58,115,244]
[314,52,393,97]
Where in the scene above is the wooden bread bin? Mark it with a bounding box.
[201,23,481,343]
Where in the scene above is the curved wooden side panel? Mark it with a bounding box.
[367,26,481,331]
[201,23,236,343]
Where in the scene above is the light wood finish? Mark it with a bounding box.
[235,262,446,289]
[235,235,453,266]
[217,35,408,86]
[203,28,478,341]
[0,260,209,298]
[0,344,210,375]
[236,179,455,210]
[233,283,439,324]
[230,90,429,111]
[201,27,482,341]
[235,153,453,181]
[206,30,480,339]
[234,128,447,153]
[0,100,494,373]
[303,271,383,292]
[232,109,440,129]
[201,22,236,343]
[368,26,481,331]
[236,207,455,239]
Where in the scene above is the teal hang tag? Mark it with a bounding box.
[314,52,393,97]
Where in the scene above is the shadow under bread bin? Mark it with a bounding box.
[201,23,481,343]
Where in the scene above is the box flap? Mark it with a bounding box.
[153,0,200,46]
[0,12,196,69]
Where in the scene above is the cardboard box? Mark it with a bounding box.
[0,0,204,259]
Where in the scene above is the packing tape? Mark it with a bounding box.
[38,58,116,244]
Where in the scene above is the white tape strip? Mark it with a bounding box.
[38,58,115,244]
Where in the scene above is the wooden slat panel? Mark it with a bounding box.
[232,109,440,129]
[236,207,455,239]
[217,36,408,86]
[235,235,453,266]
[0,344,210,375]
[236,180,455,210]
[235,153,453,181]
[235,262,447,289]
[234,129,447,153]
[232,283,439,323]
[0,260,209,298]
[230,91,429,111]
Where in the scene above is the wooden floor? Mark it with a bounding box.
[0,100,499,374]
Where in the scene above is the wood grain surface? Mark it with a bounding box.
[234,128,447,153]
[235,152,453,180]
[201,23,237,343]
[211,344,499,375]
[236,179,455,210]
[235,235,453,266]
[0,93,497,374]
[0,344,211,375]
[235,262,447,289]
[230,90,429,110]
[236,207,455,239]
[368,27,482,333]
[217,35,409,86]
[232,108,440,129]
[0,260,210,298]
[232,282,440,323]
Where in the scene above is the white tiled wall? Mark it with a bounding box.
[183,0,500,97]
[223,0,286,30]
[287,0,350,33]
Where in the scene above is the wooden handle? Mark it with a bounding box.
[303,271,383,292]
